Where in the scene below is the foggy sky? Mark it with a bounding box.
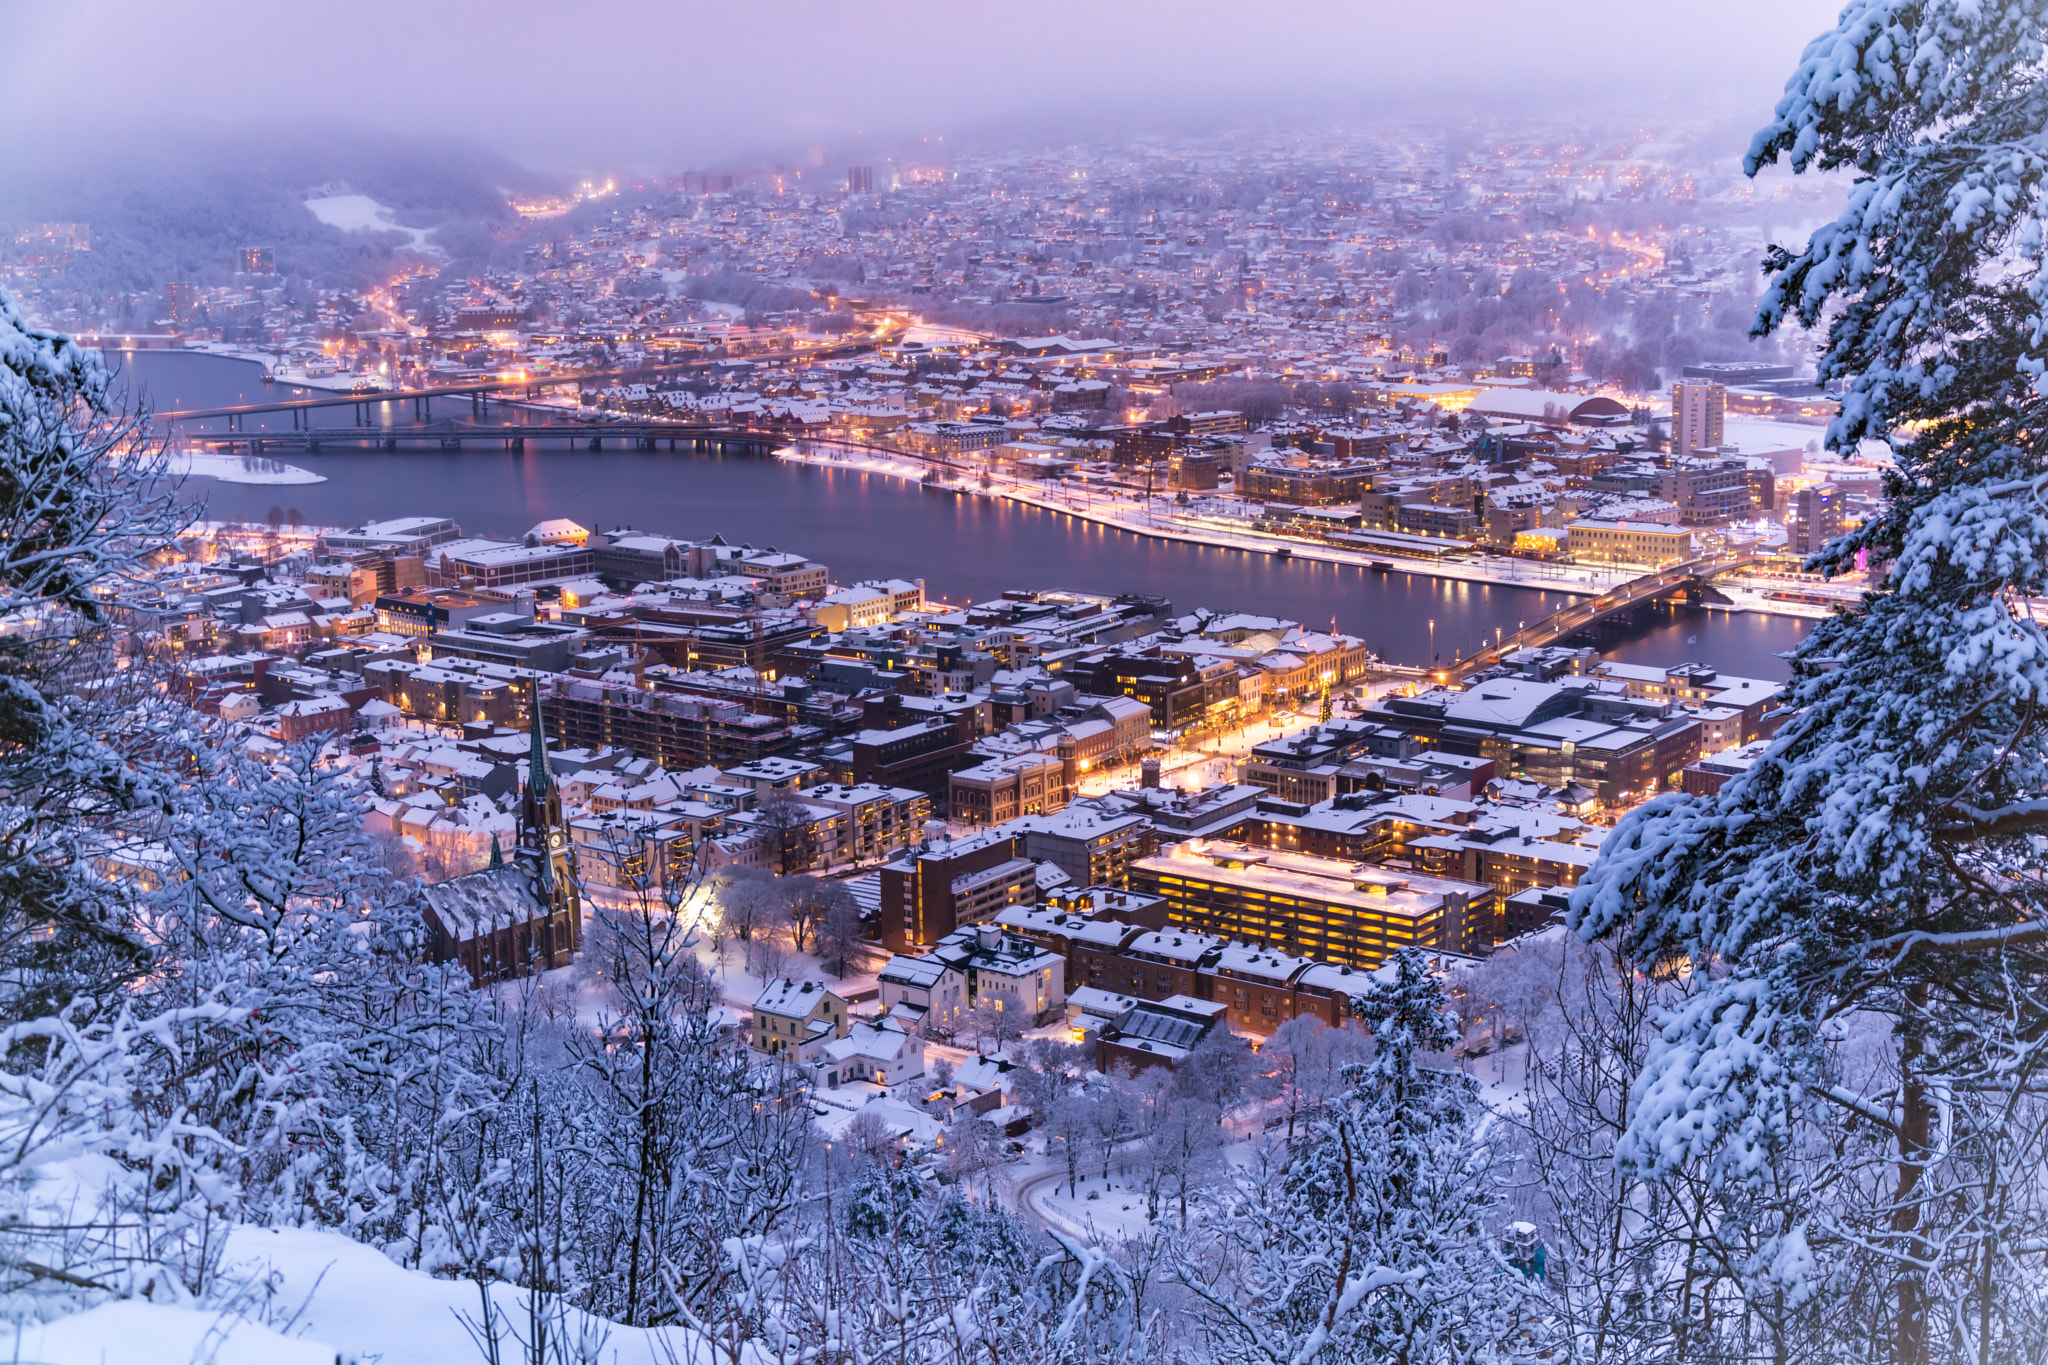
[2,1,1849,172]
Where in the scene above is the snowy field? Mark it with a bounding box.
[303,194,442,255]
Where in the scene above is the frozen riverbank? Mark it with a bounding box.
[168,451,326,485]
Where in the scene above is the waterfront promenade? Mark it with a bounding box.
[776,437,1854,625]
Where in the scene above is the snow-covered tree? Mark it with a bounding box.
[1174,949,1543,1364]
[564,880,809,1327]
[1258,1013,1370,1140]
[814,887,866,978]
[1574,6,2048,1360]
[0,286,181,1025]
[708,1155,1164,1365]
[0,288,235,1303]
[1497,932,1753,1362]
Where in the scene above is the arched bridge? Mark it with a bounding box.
[1458,552,1762,667]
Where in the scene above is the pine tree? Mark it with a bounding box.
[1175,948,1543,1364]
[1573,7,2048,1361]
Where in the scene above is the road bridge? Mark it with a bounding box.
[191,421,788,457]
[149,341,874,428]
[1451,553,1761,669]
[188,423,980,477]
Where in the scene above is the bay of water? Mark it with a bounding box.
[113,350,1810,677]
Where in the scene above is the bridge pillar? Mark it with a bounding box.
[589,436,603,451]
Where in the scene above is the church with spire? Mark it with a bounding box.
[419,692,583,983]
[519,693,581,940]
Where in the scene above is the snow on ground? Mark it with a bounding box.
[571,885,883,1016]
[1722,414,1892,464]
[12,1299,335,1365]
[694,937,882,1016]
[1024,1172,1161,1243]
[167,451,326,485]
[303,195,442,255]
[215,1224,697,1365]
[9,1223,704,1365]
[777,442,1650,606]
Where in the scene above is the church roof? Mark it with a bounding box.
[421,866,548,942]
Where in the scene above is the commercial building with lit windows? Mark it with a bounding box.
[1127,839,1489,967]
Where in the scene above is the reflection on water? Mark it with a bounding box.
[117,350,1809,676]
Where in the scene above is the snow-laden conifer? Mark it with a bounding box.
[1573,5,2048,1359]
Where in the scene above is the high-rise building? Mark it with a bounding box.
[847,165,874,194]
[238,247,275,275]
[166,281,200,326]
[1670,380,1726,457]
[1794,483,1844,556]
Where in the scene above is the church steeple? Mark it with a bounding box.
[518,689,579,957]
[527,695,554,805]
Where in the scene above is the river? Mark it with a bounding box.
[112,349,1811,676]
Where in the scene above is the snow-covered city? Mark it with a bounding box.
[0,3,2044,1363]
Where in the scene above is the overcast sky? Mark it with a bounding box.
[2,1,1850,172]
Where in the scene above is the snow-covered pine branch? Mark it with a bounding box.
[1572,6,2048,1360]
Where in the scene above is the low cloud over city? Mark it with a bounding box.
[5,0,1842,168]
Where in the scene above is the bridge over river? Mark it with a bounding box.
[148,341,869,430]
[1447,552,1763,670]
[176,418,789,457]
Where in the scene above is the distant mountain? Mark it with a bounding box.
[0,126,567,295]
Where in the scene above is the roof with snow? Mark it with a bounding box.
[420,866,547,942]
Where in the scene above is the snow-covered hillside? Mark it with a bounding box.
[18,1224,700,1365]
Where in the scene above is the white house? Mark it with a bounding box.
[750,978,849,1064]
[877,952,966,1034]
[928,923,1067,1024]
[813,1017,926,1100]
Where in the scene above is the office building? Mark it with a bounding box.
[1565,519,1695,569]
[1128,840,1488,968]
[1670,381,1726,457]
[1795,483,1844,555]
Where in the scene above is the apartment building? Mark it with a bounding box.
[1128,839,1490,966]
